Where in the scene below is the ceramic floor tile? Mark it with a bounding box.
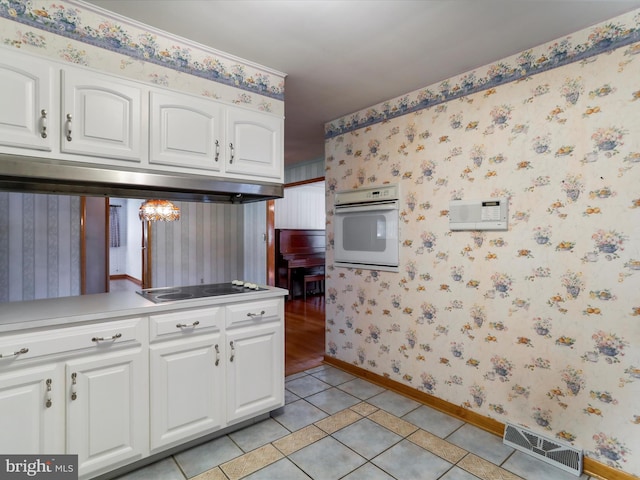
[407,429,468,463]
[289,436,366,480]
[402,405,465,438]
[285,388,300,404]
[228,418,290,452]
[458,454,523,480]
[271,399,328,432]
[333,418,403,460]
[191,467,227,480]
[285,371,308,381]
[305,364,329,374]
[272,424,327,456]
[114,457,184,480]
[242,458,310,480]
[350,401,379,416]
[440,466,485,480]
[446,424,514,466]
[372,439,453,480]
[220,444,283,480]
[305,386,361,414]
[367,389,421,417]
[285,375,331,398]
[314,408,362,434]
[309,365,356,385]
[337,378,387,400]
[368,409,419,437]
[174,435,244,478]
[501,451,590,480]
[341,462,397,480]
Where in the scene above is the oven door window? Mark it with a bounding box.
[343,213,387,252]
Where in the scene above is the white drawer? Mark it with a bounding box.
[149,306,223,342]
[226,298,282,328]
[0,317,144,364]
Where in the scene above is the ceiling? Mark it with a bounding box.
[84,1,640,166]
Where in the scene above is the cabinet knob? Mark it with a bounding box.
[40,109,48,138]
[65,113,73,141]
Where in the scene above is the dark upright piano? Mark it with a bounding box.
[275,229,325,299]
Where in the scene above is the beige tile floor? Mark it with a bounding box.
[114,365,596,480]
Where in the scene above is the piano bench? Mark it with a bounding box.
[303,274,325,300]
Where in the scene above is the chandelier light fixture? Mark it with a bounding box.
[138,199,181,222]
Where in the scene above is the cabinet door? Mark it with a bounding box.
[149,333,225,451]
[66,348,148,478]
[226,321,283,424]
[61,68,143,162]
[225,107,283,180]
[0,49,52,151]
[149,91,223,172]
[0,364,64,454]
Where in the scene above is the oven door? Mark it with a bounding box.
[334,200,399,271]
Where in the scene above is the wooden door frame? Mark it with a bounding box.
[80,196,110,294]
[266,176,324,286]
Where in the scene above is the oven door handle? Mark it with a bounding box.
[335,201,398,213]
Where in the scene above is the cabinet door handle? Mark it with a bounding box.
[214,140,220,162]
[246,310,265,318]
[176,320,200,329]
[45,378,53,408]
[215,344,220,366]
[40,109,48,138]
[65,113,72,141]
[229,142,234,164]
[229,341,235,362]
[71,372,77,401]
[0,347,28,358]
[91,333,122,342]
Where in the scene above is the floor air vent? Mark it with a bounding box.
[503,423,583,476]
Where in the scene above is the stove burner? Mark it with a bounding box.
[156,293,194,300]
[137,282,267,303]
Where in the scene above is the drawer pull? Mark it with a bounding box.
[46,378,52,408]
[246,310,265,318]
[0,347,28,358]
[215,344,220,366]
[65,113,72,141]
[214,140,220,162]
[176,320,200,329]
[229,142,235,163]
[229,341,235,362]
[40,109,48,138]
[92,333,122,342]
[71,372,77,401]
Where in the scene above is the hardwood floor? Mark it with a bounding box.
[285,294,325,376]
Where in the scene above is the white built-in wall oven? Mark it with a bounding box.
[333,184,399,272]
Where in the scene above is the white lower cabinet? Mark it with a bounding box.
[66,347,148,478]
[226,321,283,424]
[0,363,64,454]
[0,294,285,479]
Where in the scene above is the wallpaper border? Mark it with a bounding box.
[325,10,640,138]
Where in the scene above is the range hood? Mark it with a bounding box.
[0,153,283,203]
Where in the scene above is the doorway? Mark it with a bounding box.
[107,198,143,292]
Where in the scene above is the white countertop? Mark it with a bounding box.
[0,287,288,333]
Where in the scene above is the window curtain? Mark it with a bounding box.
[109,205,121,248]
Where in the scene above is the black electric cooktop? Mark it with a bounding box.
[137,282,267,303]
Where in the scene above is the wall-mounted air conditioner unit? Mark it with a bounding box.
[449,198,508,231]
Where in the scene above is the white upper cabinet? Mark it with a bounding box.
[0,48,53,151]
[149,90,223,172]
[61,68,144,162]
[226,106,283,180]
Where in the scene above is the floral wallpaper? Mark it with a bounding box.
[325,10,640,477]
[0,0,284,114]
